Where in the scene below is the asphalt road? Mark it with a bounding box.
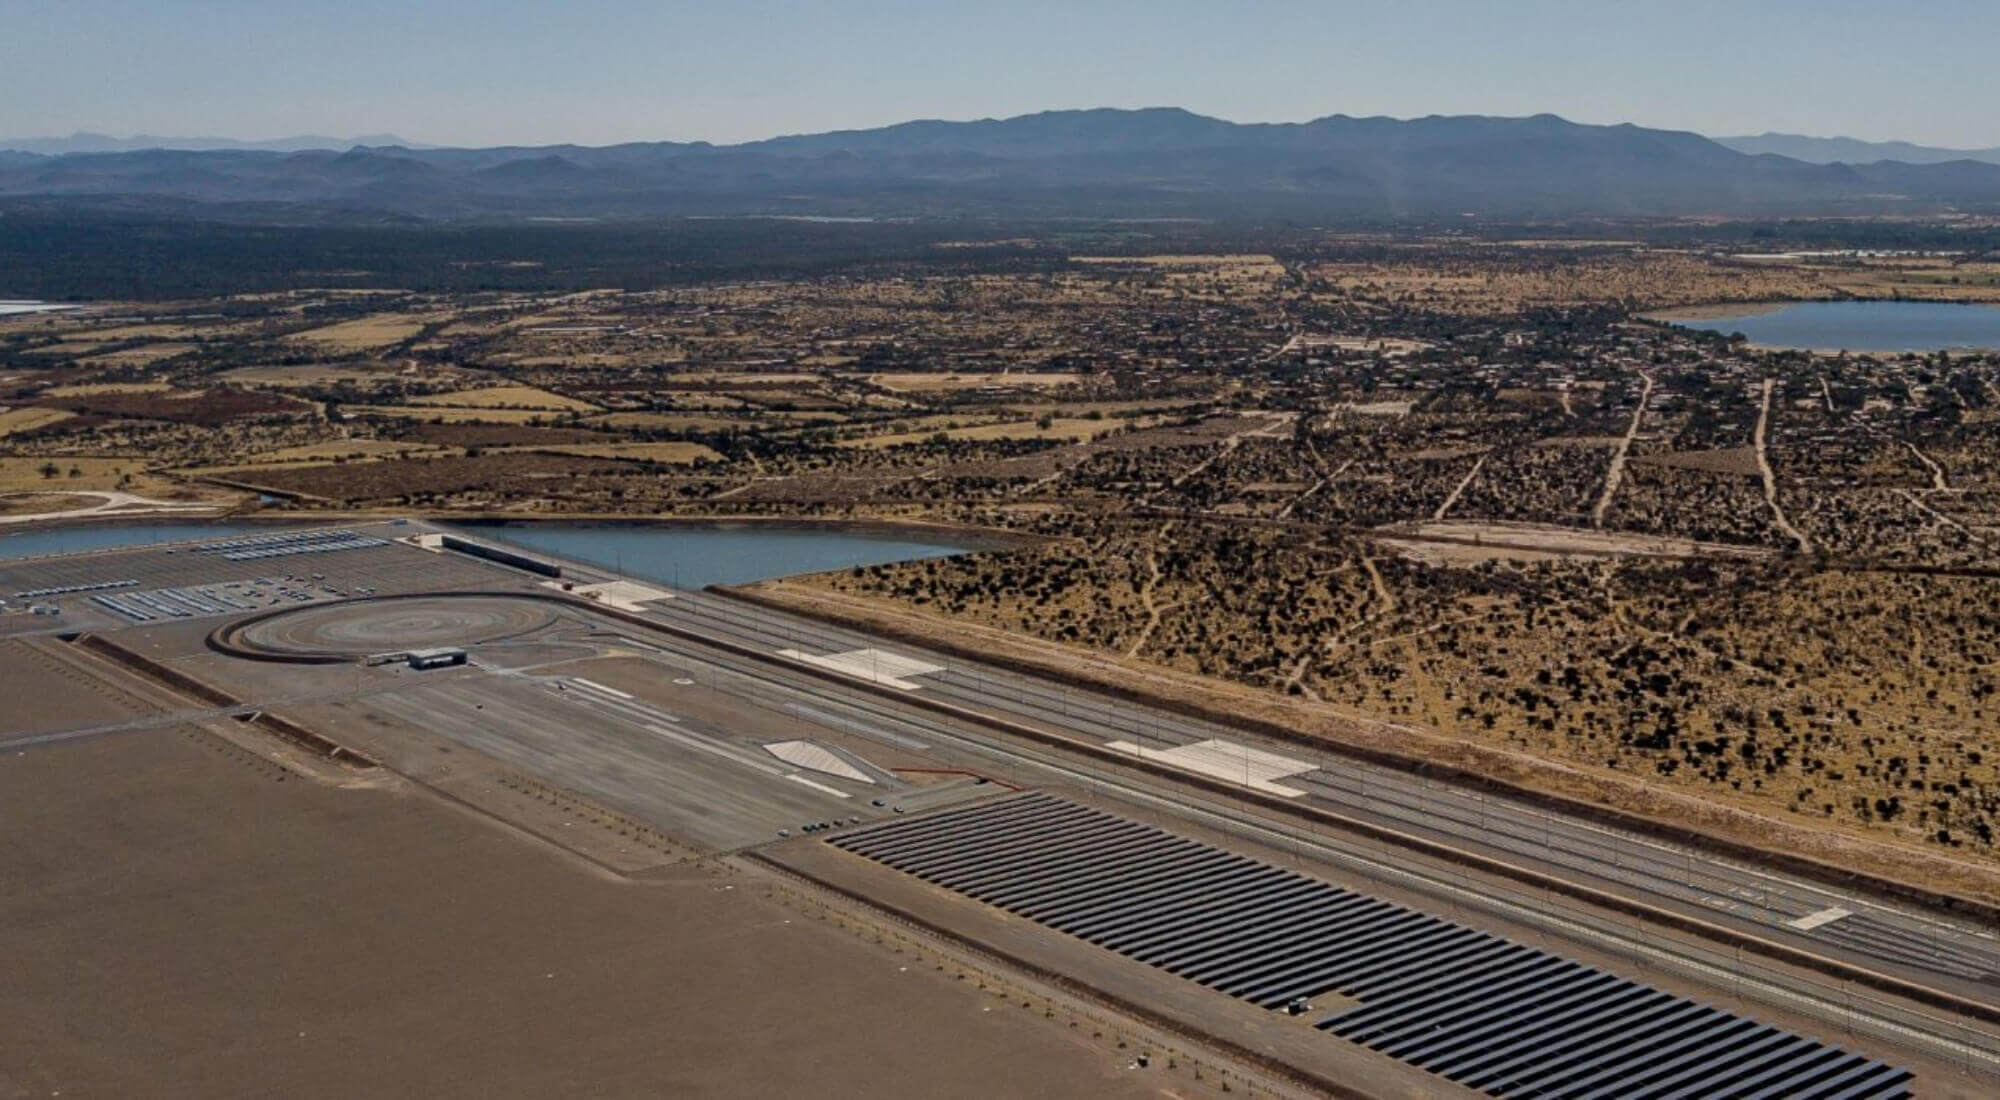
[559,597,2000,1078]
[579,584,2000,1008]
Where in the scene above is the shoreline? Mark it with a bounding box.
[445,512,1035,552]
[1643,298,2000,354]
[1641,300,1799,323]
[0,508,1039,555]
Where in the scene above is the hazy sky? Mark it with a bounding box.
[5,0,1995,148]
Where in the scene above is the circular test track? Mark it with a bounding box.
[208,592,568,664]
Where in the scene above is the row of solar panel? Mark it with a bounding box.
[15,578,138,598]
[193,529,361,553]
[217,536,384,561]
[92,584,275,621]
[830,793,1912,1099]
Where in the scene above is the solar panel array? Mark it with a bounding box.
[14,578,138,599]
[830,793,1913,1099]
[192,529,385,561]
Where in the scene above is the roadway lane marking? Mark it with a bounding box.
[569,677,632,699]
[785,774,852,799]
[1790,906,1854,931]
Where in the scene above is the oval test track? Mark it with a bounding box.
[209,591,568,663]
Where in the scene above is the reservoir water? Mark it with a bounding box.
[0,519,984,588]
[0,301,77,316]
[0,522,267,560]
[462,522,982,590]
[1659,300,2000,353]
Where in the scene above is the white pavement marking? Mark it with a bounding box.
[785,774,853,799]
[552,676,855,807]
[764,739,875,783]
[570,678,632,699]
[544,578,673,611]
[1103,738,1312,798]
[776,647,944,691]
[1789,906,1854,931]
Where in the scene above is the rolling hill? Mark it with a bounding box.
[3,109,1998,222]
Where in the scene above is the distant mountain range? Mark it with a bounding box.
[2,109,1998,222]
[0,132,422,155]
[1716,132,2000,167]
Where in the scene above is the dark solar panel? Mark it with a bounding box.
[831,792,1913,1099]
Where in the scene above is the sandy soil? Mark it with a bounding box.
[0,732,1181,1099]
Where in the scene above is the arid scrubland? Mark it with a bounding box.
[5,238,2000,866]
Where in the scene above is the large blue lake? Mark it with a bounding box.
[464,523,981,589]
[0,523,267,560]
[1660,300,2000,353]
[0,520,983,588]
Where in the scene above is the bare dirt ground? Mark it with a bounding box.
[1757,377,1814,553]
[0,732,1187,1099]
[1377,519,1774,561]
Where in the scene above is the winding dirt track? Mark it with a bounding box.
[1755,377,1814,554]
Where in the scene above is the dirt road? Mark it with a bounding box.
[1755,377,1813,554]
[1591,371,1653,528]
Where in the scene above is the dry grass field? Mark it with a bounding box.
[0,407,74,437]
[408,384,601,412]
[528,441,722,464]
[0,456,149,491]
[0,491,102,515]
[218,364,410,388]
[209,452,630,504]
[843,416,1146,448]
[585,411,748,432]
[1075,253,1287,277]
[288,313,438,350]
[1309,249,1830,312]
[349,405,579,424]
[868,371,1083,393]
[79,344,197,367]
[239,438,443,463]
[42,388,310,427]
[41,381,177,397]
[21,340,105,357]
